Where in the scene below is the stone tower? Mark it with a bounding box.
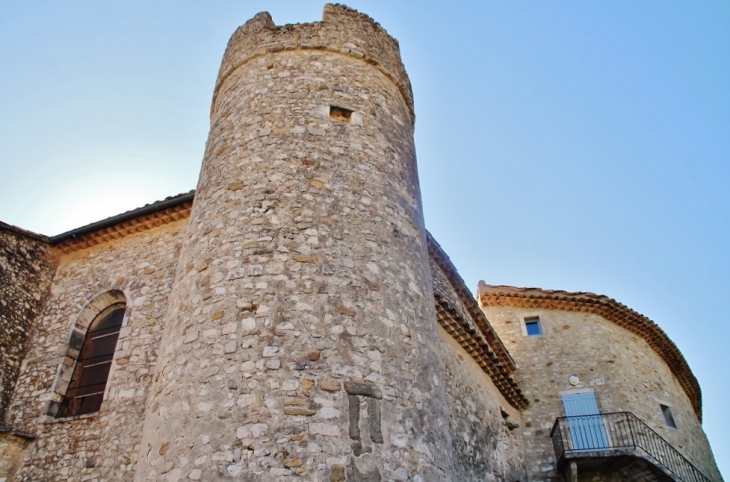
[135,5,454,480]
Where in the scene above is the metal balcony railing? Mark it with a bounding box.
[550,412,710,482]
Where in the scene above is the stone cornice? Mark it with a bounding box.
[427,234,528,410]
[478,284,702,420]
[50,192,193,254]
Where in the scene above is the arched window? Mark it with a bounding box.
[56,302,126,417]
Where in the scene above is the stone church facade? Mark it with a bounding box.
[0,5,722,481]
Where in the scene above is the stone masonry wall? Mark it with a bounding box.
[428,248,526,479]
[215,4,414,124]
[482,306,722,482]
[0,225,55,425]
[0,432,34,482]
[135,6,455,481]
[439,328,526,481]
[6,221,186,481]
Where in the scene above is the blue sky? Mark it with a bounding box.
[1,1,728,477]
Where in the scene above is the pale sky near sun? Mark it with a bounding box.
[1,1,729,477]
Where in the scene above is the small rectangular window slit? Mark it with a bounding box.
[661,404,677,428]
[330,106,353,122]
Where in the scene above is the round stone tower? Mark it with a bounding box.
[135,5,454,481]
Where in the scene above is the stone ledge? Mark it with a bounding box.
[0,427,36,441]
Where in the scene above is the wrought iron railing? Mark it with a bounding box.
[550,412,710,482]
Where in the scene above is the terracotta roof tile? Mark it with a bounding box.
[50,191,194,253]
[478,284,702,420]
[427,234,528,410]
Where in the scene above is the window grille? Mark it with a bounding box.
[57,304,125,417]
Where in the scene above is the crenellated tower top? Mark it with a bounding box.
[213,4,415,123]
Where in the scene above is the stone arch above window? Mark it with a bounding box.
[45,290,127,418]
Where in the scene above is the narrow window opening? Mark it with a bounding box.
[329,105,353,122]
[524,316,542,336]
[57,304,125,417]
[661,404,677,429]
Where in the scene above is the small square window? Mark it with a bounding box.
[661,404,677,429]
[524,316,542,336]
[329,105,353,122]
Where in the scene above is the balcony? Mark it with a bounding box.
[550,412,710,482]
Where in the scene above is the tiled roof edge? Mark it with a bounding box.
[0,220,50,243]
[426,232,528,409]
[479,284,702,420]
[49,191,195,253]
[50,191,195,244]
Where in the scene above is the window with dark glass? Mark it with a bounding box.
[57,304,125,417]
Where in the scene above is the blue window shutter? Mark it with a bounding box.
[562,392,600,416]
[562,392,608,450]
